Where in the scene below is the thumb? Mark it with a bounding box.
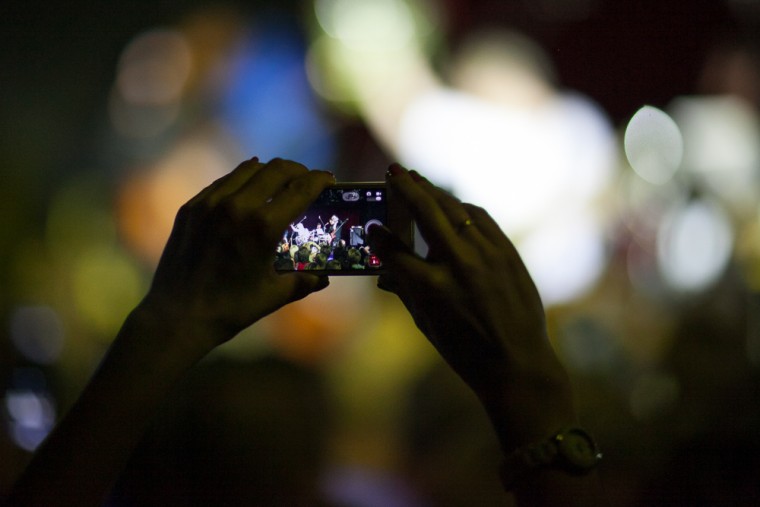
[273,273,330,308]
[367,224,412,263]
[292,273,330,301]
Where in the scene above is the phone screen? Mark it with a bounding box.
[274,183,388,274]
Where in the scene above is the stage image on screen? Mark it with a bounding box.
[274,185,386,273]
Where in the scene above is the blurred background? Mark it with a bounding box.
[2,0,760,505]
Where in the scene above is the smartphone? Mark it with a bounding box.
[274,182,413,275]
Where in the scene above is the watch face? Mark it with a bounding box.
[556,428,601,470]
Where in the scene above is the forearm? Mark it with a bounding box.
[7,304,216,507]
[477,353,578,452]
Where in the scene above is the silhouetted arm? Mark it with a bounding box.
[370,163,606,507]
[7,158,335,507]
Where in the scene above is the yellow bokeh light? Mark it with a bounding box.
[70,245,146,339]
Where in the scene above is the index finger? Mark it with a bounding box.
[261,169,336,234]
[386,164,466,261]
[229,158,313,209]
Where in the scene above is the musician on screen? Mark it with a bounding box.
[290,221,309,246]
[325,215,343,245]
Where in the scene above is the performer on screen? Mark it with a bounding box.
[326,215,344,246]
[290,220,310,246]
[315,223,329,245]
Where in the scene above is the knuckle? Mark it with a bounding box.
[210,199,249,234]
[212,194,280,229]
[464,203,485,215]
[426,268,450,290]
[176,198,209,225]
[175,202,194,222]
[246,207,276,232]
[456,256,481,275]
[214,198,240,220]
[287,175,311,193]
[268,157,308,175]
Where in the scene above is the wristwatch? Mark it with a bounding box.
[499,427,602,491]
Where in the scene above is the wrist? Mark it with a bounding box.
[499,426,602,491]
[476,359,577,453]
[123,298,223,363]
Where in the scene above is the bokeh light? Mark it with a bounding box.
[116,29,192,106]
[314,0,416,51]
[70,245,146,339]
[671,96,760,216]
[657,198,734,293]
[45,178,118,260]
[624,105,683,185]
[5,391,56,452]
[116,141,232,265]
[3,368,57,452]
[398,90,615,235]
[10,306,65,365]
[217,21,336,168]
[110,28,193,138]
[520,210,607,305]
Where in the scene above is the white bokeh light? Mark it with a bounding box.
[519,211,608,306]
[670,96,760,216]
[624,106,684,185]
[657,198,734,292]
[314,0,415,51]
[398,90,615,236]
[5,389,57,452]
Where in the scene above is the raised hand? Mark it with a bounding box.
[142,157,335,351]
[6,158,335,507]
[369,164,576,452]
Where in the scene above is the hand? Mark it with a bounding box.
[141,157,335,351]
[369,164,576,450]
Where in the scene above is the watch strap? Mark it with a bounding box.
[499,427,601,491]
